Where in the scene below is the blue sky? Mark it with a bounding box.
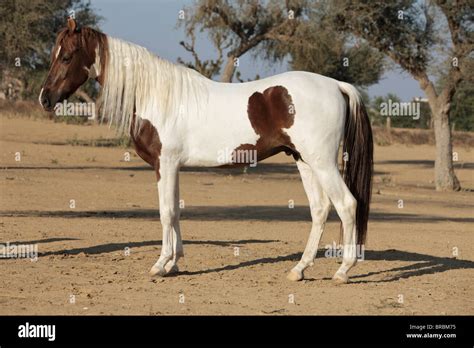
[90,0,425,101]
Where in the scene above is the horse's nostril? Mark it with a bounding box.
[41,96,51,108]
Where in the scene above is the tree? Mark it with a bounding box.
[0,0,102,99]
[288,25,385,88]
[261,1,385,88]
[178,0,306,82]
[177,27,228,79]
[332,0,472,191]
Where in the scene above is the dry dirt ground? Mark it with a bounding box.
[1,116,473,315]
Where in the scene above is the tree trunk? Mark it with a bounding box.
[417,74,461,192]
[431,103,461,191]
[220,55,236,82]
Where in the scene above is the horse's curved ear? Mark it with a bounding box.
[67,16,77,33]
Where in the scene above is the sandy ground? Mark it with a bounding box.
[0,116,473,315]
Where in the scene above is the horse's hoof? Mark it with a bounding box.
[165,263,179,275]
[149,265,167,277]
[332,272,349,284]
[287,269,303,282]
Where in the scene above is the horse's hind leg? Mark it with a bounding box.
[287,160,331,281]
[311,164,358,283]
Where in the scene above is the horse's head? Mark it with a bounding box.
[39,17,105,111]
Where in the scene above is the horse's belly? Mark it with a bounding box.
[182,119,259,167]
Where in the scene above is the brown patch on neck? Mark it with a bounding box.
[81,28,108,85]
[230,85,300,166]
[130,114,162,180]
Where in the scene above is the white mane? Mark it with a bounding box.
[99,36,209,135]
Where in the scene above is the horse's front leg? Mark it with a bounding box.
[149,155,182,277]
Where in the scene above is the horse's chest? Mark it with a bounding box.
[130,115,162,176]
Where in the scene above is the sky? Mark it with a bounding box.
[90,0,425,101]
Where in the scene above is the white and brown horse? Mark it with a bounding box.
[40,18,373,283]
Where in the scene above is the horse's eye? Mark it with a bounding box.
[62,54,72,63]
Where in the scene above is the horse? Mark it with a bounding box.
[39,17,373,283]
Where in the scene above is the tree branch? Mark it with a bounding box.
[413,71,438,103]
[209,4,246,41]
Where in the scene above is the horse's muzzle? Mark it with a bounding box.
[39,88,55,112]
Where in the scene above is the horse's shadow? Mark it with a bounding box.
[341,249,474,284]
[3,236,472,283]
[177,248,474,283]
[33,239,278,257]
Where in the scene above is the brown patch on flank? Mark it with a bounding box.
[231,86,300,166]
[130,114,162,180]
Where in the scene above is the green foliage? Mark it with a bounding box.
[450,80,474,132]
[331,0,435,76]
[258,1,385,88]
[66,135,132,148]
[288,23,385,88]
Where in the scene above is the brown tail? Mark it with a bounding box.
[338,82,374,246]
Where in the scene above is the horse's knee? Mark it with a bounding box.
[335,195,357,224]
[310,201,331,223]
[346,196,357,217]
[160,208,178,225]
